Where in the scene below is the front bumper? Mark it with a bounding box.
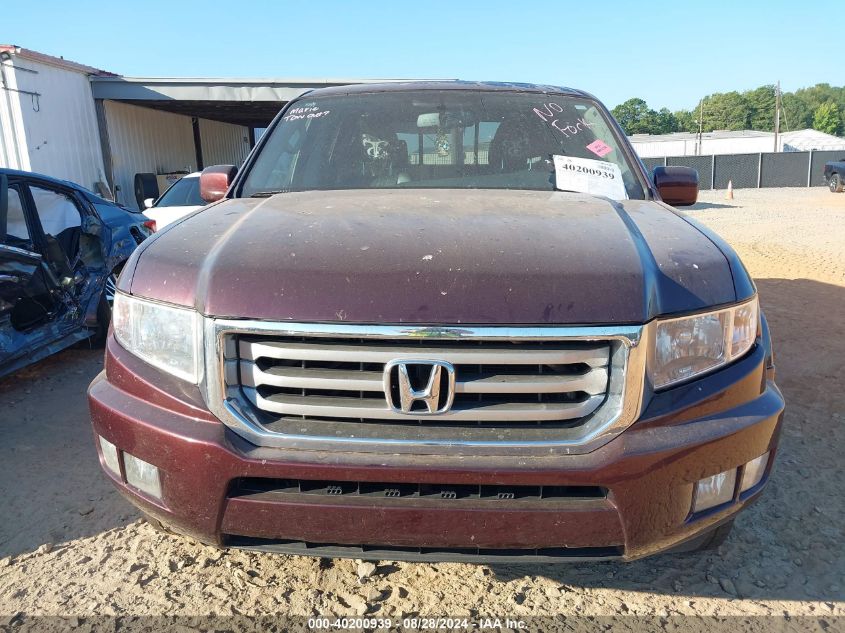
[89,336,784,562]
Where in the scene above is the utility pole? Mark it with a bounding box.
[697,98,704,155]
[773,81,781,153]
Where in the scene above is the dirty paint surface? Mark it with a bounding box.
[129,189,740,324]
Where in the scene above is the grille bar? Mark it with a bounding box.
[246,388,605,422]
[455,368,608,395]
[237,361,609,395]
[239,339,610,367]
[241,364,384,392]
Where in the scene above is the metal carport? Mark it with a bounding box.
[1,46,431,210]
[89,76,404,208]
[89,76,384,127]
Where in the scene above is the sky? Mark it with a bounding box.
[2,0,836,112]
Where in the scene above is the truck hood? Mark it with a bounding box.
[127,189,737,324]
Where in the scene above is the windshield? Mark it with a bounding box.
[240,90,644,200]
[155,177,204,207]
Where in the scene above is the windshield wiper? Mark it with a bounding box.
[249,189,291,198]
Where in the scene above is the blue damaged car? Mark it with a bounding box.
[0,168,154,378]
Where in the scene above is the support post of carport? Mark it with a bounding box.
[94,99,115,196]
[192,116,204,171]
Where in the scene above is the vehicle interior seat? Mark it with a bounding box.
[488,117,548,173]
[43,234,76,283]
[362,132,411,187]
[393,139,411,183]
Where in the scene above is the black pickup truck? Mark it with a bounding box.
[824,159,845,192]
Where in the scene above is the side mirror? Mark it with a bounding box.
[143,198,155,209]
[653,166,698,207]
[199,165,238,203]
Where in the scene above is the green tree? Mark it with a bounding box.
[614,82,845,136]
[612,98,655,134]
[653,108,678,134]
[672,109,697,133]
[813,101,843,135]
[781,92,813,131]
[746,85,777,131]
[787,84,845,129]
[611,98,680,134]
[701,91,750,131]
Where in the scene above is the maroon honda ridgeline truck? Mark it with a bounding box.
[88,82,784,562]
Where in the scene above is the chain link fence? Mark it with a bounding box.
[669,155,713,189]
[810,150,845,186]
[640,149,844,189]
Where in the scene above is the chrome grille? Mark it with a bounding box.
[204,321,646,455]
[230,336,610,424]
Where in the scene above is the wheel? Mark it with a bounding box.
[133,172,159,209]
[830,174,844,193]
[92,266,121,346]
[104,270,118,307]
[693,518,735,551]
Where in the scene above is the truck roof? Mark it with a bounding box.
[301,80,592,99]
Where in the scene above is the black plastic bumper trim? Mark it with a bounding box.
[224,535,624,564]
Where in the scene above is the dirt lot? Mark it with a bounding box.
[0,187,843,630]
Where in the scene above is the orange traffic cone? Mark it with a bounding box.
[726,180,734,200]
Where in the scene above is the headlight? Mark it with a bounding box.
[649,297,759,389]
[112,292,202,383]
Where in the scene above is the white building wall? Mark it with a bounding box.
[631,135,776,158]
[0,57,104,188]
[104,100,197,209]
[198,118,251,167]
[0,64,28,170]
[629,139,690,158]
[105,101,253,209]
[702,137,774,156]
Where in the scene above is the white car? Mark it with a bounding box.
[143,172,204,229]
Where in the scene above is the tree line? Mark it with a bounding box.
[611,84,844,137]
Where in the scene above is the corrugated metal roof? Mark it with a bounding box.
[628,129,774,142]
[0,45,116,76]
[780,129,845,151]
[629,128,845,155]
[94,76,430,85]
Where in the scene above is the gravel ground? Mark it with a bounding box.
[0,186,843,631]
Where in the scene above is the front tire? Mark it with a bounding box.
[830,174,844,193]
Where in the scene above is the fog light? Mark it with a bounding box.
[740,452,769,492]
[98,436,120,476]
[123,452,162,500]
[693,469,736,513]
